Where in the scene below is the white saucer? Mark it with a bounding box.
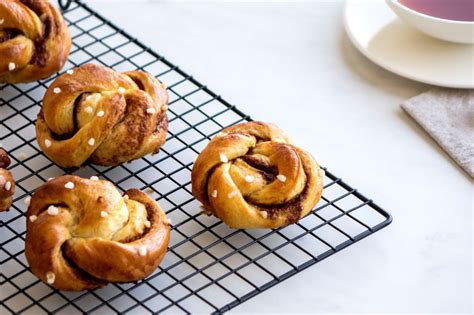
[344,0,474,89]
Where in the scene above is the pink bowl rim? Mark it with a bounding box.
[390,0,474,25]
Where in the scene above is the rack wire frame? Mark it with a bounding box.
[0,1,392,314]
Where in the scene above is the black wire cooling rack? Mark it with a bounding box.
[0,1,392,313]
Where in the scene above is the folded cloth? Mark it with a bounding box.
[401,88,474,177]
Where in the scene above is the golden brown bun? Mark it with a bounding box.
[25,175,170,291]
[192,121,324,229]
[36,64,169,168]
[0,0,71,83]
[0,149,15,212]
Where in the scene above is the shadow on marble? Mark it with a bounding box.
[339,29,429,99]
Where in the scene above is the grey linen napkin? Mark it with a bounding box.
[401,88,474,177]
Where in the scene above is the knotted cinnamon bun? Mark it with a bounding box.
[36,64,169,168]
[192,121,324,229]
[0,0,71,83]
[0,149,15,212]
[25,175,171,291]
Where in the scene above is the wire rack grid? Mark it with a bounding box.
[0,1,392,314]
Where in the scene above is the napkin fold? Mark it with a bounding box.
[401,88,474,177]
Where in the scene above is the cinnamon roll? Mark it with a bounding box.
[36,64,169,168]
[25,175,171,291]
[192,121,324,229]
[0,0,71,83]
[0,149,15,212]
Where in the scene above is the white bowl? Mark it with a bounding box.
[386,0,474,44]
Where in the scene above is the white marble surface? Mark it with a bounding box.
[89,1,472,313]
